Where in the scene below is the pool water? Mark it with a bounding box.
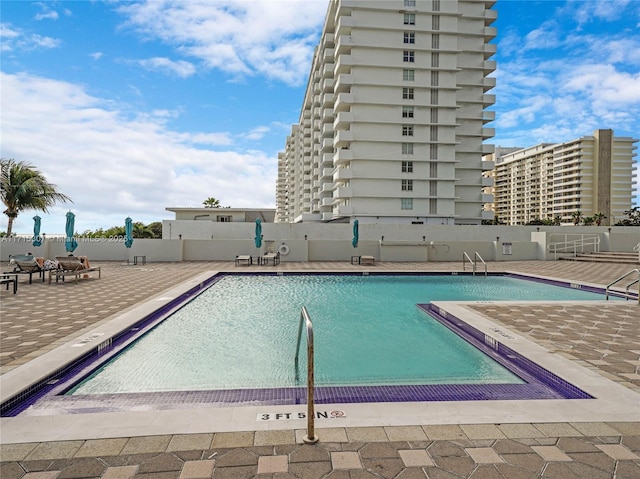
[68,274,609,395]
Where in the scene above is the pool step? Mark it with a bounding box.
[559,252,639,265]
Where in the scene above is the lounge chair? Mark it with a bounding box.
[351,255,375,265]
[360,255,375,265]
[49,256,101,284]
[0,273,18,294]
[6,255,55,284]
[235,255,252,266]
[260,251,280,266]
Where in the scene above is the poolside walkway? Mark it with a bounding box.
[1,260,639,478]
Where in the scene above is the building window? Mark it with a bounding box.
[430,144,437,160]
[433,0,440,11]
[402,142,414,154]
[217,215,233,222]
[404,13,415,25]
[401,198,414,210]
[402,179,414,191]
[402,87,414,99]
[402,161,414,172]
[430,107,438,123]
[403,69,415,81]
[430,88,438,104]
[432,15,440,30]
[404,0,416,6]
[402,125,414,136]
[404,31,415,44]
[402,106,414,118]
[429,198,437,214]
[403,50,415,62]
[431,52,439,67]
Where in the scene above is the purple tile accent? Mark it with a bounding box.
[2,272,600,416]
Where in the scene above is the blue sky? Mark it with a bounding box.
[1,0,639,234]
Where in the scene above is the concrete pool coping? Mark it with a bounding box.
[1,269,638,444]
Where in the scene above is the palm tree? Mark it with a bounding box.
[593,212,606,226]
[571,210,583,226]
[1,159,72,235]
[203,197,221,208]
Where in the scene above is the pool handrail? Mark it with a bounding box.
[462,251,487,276]
[605,268,640,304]
[294,306,319,443]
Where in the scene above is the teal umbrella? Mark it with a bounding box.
[65,211,78,253]
[352,220,359,248]
[32,215,42,247]
[125,217,134,248]
[254,219,262,248]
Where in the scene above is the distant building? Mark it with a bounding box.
[277,0,497,225]
[486,129,638,225]
[166,208,275,223]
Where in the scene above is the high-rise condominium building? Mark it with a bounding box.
[489,129,638,225]
[276,0,497,224]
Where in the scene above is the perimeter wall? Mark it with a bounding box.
[2,224,638,263]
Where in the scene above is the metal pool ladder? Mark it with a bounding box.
[605,268,640,304]
[294,306,319,443]
[463,251,487,276]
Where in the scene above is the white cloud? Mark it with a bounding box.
[134,57,197,78]
[90,52,103,60]
[0,23,61,51]
[34,2,59,21]
[1,72,277,234]
[116,0,327,86]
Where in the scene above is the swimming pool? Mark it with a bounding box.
[3,272,616,416]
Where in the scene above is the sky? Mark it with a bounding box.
[1,0,639,235]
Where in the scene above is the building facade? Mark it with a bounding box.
[277,0,497,224]
[489,129,638,225]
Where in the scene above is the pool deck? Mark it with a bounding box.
[1,260,639,478]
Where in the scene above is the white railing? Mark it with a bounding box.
[547,234,600,260]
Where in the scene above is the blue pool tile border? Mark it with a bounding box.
[1,272,606,416]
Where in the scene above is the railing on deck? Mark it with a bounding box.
[294,306,319,443]
[463,252,487,276]
[547,234,600,260]
[606,269,640,304]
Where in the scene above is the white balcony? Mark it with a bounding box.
[335,55,354,75]
[334,130,353,148]
[334,74,354,93]
[334,148,353,165]
[334,111,354,130]
[335,186,353,198]
[333,168,353,182]
[322,167,334,178]
[482,160,495,170]
[482,176,494,187]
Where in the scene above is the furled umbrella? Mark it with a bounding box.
[254,218,262,249]
[125,217,134,248]
[351,220,359,248]
[65,211,78,253]
[32,215,42,247]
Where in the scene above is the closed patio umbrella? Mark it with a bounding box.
[65,211,78,253]
[254,219,262,249]
[32,215,42,247]
[125,217,134,248]
[352,220,359,248]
